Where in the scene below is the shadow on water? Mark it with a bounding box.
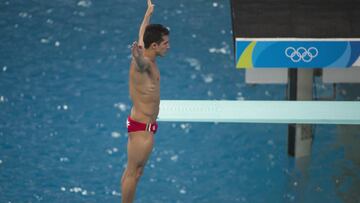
[285,84,360,203]
[334,125,360,203]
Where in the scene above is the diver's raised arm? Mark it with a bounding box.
[131,41,150,72]
[138,0,154,48]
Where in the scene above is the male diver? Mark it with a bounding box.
[121,0,170,202]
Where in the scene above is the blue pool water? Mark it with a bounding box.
[0,0,359,202]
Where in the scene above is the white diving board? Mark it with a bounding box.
[158,100,360,125]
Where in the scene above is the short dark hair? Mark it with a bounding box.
[143,24,169,49]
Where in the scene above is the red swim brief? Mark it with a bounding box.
[126,116,158,134]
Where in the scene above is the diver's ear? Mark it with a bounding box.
[150,42,158,49]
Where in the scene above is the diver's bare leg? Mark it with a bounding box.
[121,131,154,203]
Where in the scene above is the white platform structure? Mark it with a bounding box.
[323,67,360,83]
[245,67,360,85]
[158,100,360,125]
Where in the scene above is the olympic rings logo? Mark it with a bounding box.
[285,47,319,63]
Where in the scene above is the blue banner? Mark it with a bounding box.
[236,39,360,68]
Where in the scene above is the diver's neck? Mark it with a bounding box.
[144,50,156,62]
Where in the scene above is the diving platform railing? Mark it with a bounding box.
[158,100,360,125]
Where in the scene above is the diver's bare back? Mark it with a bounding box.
[129,58,160,123]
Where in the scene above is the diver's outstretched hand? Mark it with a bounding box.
[131,41,144,59]
[146,0,154,15]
